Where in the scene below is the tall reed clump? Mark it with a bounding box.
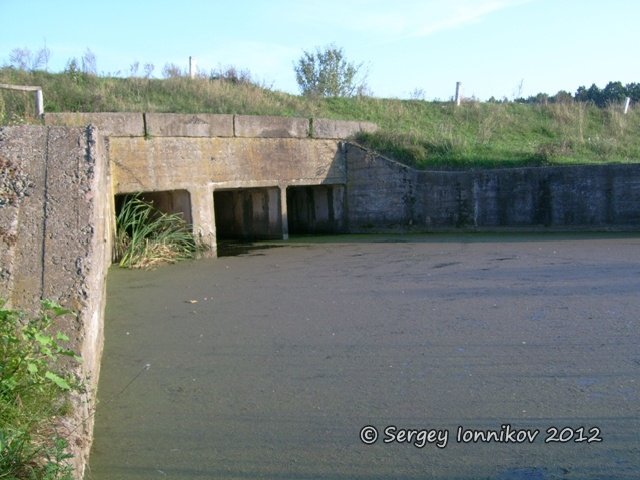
[0,300,81,480]
[115,195,199,269]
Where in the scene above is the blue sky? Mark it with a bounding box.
[1,0,638,100]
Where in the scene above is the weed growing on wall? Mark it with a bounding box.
[115,195,199,269]
[0,300,81,480]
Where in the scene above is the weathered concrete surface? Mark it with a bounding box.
[0,126,112,479]
[0,127,46,301]
[311,118,377,139]
[234,115,310,138]
[345,143,640,231]
[110,137,345,191]
[345,144,418,229]
[419,166,640,228]
[88,234,640,479]
[44,112,145,137]
[145,113,234,137]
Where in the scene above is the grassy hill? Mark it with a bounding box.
[2,67,639,169]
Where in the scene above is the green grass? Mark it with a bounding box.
[2,67,639,168]
[0,300,80,480]
[115,195,200,269]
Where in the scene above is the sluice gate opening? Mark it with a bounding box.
[286,185,346,234]
[213,187,282,241]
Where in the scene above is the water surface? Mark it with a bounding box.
[87,233,640,479]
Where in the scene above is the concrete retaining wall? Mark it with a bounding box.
[345,143,417,229]
[345,142,640,231]
[0,125,112,479]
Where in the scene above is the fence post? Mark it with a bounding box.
[35,88,44,117]
[455,82,462,106]
[189,56,196,79]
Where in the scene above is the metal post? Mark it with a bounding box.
[0,83,44,118]
[455,82,462,106]
[624,97,631,114]
[35,89,44,117]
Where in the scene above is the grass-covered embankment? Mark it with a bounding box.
[2,67,639,169]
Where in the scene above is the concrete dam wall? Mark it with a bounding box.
[46,113,377,250]
[1,113,640,478]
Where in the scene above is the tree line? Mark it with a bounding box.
[504,81,640,107]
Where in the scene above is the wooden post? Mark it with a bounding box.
[455,82,462,106]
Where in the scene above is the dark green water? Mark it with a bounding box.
[87,234,640,479]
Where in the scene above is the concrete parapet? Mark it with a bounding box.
[44,112,145,137]
[145,113,234,137]
[312,118,377,139]
[42,112,381,140]
[234,115,309,138]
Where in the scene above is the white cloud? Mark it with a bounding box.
[287,0,530,39]
[411,0,527,37]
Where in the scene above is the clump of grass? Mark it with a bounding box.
[115,195,198,269]
[0,299,81,480]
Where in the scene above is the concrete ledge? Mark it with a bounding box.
[234,115,309,138]
[145,113,234,137]
[312,118,377,139]
[43,113,379,140]
[44,112,145,137]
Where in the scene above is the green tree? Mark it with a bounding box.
[294,44,367,97]
[626,82,640,102]
[602,81,627,104]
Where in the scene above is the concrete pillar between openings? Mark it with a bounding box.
[280,186,289,240]
[191,186,217,256]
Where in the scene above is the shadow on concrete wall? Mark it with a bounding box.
[287,185,346,234]
[213,187,282,241]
